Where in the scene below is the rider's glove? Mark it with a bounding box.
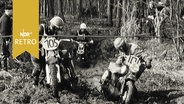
[5,40,10,45]
[116,56,124,65]
[70,39,74,42]
[89,40,94,44]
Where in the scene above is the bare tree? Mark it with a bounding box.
[78,0,83,19]
[48,0,54,18]
[73,0,77,15]
[116,0,122,27]
[122,0,126,25]
[176,0,182,61]
[58,0,65,22]
[40,0,47,17]
[107,0,114,26]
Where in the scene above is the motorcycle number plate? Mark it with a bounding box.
[41,37,60,50]
[77,43,84,54]
[125,55,141,73]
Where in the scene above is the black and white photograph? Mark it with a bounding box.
[0,0,184,103]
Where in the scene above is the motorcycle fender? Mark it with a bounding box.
[46,64,51,84]
[56,64,61,83]
[46,64,61,84]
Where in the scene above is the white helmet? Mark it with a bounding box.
[80,23,87,29]
[114,38,126,49]
[149,1,154,8]
[158,2,164,6]
[50,16,64,29]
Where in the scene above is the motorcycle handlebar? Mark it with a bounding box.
[72,40,87,44]
[59,39,72,42]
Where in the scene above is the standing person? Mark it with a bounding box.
[148,1,156,20]
[0,4,12,71]
[147,1,156,36]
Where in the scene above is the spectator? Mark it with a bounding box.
[0,4,12,71]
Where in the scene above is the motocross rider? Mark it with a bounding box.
[73,23,94,58]
[100,37,152,100]
[31,16,76,87]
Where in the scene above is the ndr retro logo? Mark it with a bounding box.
[14,29,37,45]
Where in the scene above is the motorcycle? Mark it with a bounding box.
[101,55,146,104]
[41,37,77,97]
[73,40,91,67]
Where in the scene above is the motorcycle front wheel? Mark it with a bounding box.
[122,81,134,104]
[50,64,59,97]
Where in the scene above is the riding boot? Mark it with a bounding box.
[31,56,41,86]
[32,67,41,86]
[39,66,46,86]
[69,60,77,79]
[1,57,7,71]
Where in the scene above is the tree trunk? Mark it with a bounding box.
[126,0,130,19]
[40,0,42,16]
[98,0,100,18]
[45,0,48,17]
[48,0,54,18]
[155,9,162,43]
[78,0,83,19]
[116,0,122,27]
[69,0,73,15]
[42,0,48,17]
[58,0,65,22]
[176,0,182,61]
[73,0,76,15]
[140,0,147,18]
[113,0,117,17]
[107,0,114,26]
[122,0,126,25]
[89,0,93,18]
[169,0,172,20]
